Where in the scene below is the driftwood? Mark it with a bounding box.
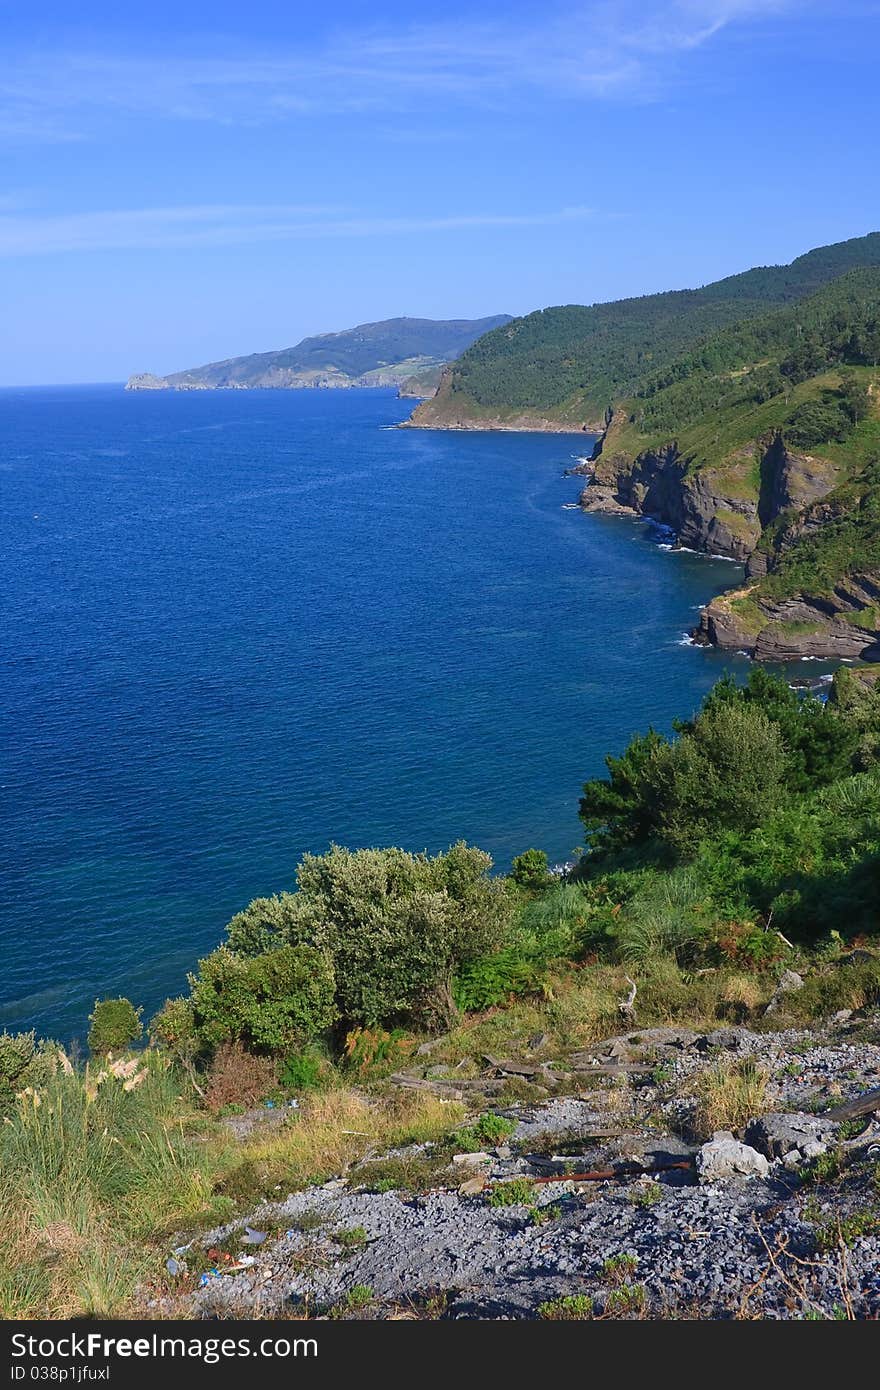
[823,1085,880,1123]
[482,1054,549,1077]
[566,1062,654,1077]
[528,1156,695,1185]
[389,1073,507,1096]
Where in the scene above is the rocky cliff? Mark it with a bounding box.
[576,399,880,660]
[580,415,842,563]
[692,573,880,660]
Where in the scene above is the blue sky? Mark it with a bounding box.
[2,0,879,384]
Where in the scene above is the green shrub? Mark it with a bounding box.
[487,1178,535,1206]
[87,998,143,1056]
[511,849,551,891]
[279,1047,330,1091]
[455,1112,516,1152]
[225,893,307,956]
[187,944,337,1054]
[0,1032,60,1111]
[148,996,197,1056]
[537,1294,593,1320]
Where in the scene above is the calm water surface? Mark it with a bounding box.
[1,385,756,1039]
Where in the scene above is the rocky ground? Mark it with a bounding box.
[149,1011,880,1320]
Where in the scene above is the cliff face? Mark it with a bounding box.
[582,424,759,561]
[694,573,880,661]
[579,413,870,659]
[579,418,841,565]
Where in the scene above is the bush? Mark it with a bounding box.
[225,893,307,956]
[187,944,337,1054]
[455,1112,516,1152]
[231,843,514,1031]
[511,849,551,891]
[148,996,197,1056]
[203,1043,277,1114]
[0,1032,60,1111]
[88,998,143,1056]
[279,1047,332,1091]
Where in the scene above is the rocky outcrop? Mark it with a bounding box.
[581,423,843,569]
[579,415,870,658]
[124,372,169,391]
[693,573,880,660]
[580,418,762,561]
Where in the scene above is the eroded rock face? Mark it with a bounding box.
[581,436,760,562]
[695,573,880,661]
[581,420,870,657]
[579,425,844,570]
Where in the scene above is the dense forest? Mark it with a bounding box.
[414,232,880,424]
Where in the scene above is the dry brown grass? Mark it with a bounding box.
[693,1057,769,1138]
[218,1087,464,1201]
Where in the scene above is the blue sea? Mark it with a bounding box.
[1,384,754,1042]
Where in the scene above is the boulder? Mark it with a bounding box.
[743,1111,836,1165]
[697,1132,770,1182]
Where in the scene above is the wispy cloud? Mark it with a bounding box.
[0,203,604,257]
[0,1,809,141]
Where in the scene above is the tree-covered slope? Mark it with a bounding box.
[409,233,880,429]
[126,315,513,391]
[566,266,880,660]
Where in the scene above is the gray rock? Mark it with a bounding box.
[764,969,805,1015]
[778,969,805,992]
[743,1111,836,1162]
[697,1132,770,1182]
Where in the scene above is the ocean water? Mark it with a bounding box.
[1,384,752,1042]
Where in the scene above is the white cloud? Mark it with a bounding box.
[0,1,811,141]
[0,203,603,257]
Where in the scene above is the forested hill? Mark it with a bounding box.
[577,264,880,662]
[126,315,512,391]
[409,233,880,430]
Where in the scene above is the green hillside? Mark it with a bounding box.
[411,233,880,428]
[608,266,880,470]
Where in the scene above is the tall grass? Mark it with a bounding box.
[0,1054,464,1317]
[0,1053,230,1317]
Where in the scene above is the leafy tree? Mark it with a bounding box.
[647,703,787,854]
[289,843,512,1029]
[700,668,857,792]
[581,694,787,858]
[579,728,670,852]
